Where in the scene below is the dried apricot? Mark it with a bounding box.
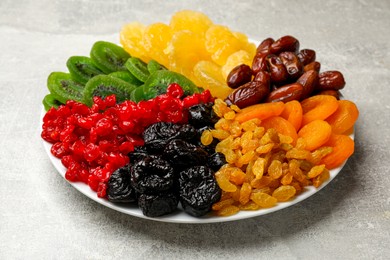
[235,102,285,123]
[301,95,339,126]
[280,100,303,131]
[261,116,298,144]
[326,100,359,134]
[298,120,332,151]
[320,134,354,169]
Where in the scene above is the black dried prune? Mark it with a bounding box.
[178,166,221,217]
[208,152,227,171]
[128,145,148,162]
[143,122,197,153]
[163,139,208,170]
[138,192,178,217]
[107,165,137,203]
[131,156,174,194]
[188,102,218,129]
[143,122,181,153]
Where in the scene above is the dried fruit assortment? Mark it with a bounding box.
[41,10,359,219]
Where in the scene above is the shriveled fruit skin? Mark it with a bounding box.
[178,166,222,217]
[320,134,354,169]
[326,100,359,134]
[138,192,178,217]
[298,120,332,151]
[272,185,296,202]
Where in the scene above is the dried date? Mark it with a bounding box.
[227,64,253,89]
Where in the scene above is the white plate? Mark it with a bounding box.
[42,107,353,223]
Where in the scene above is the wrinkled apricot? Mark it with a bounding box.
[261,116,298,144]
[320,134,355,169]
[326,100,359,134]
[298,120,332,151]
[280,100,303,131]
[235,102,285,123]
[301,95,339,126]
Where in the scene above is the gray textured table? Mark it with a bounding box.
[1,0,389,259]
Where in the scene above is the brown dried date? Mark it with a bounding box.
[318,71,345,90]
[225,81,270,108]
[304,61,321,73]
[279,52,303,79]
[296,70,318,99]
[317,90,341,99]
[270,36,300,54]
[253,71,271,87]
[266,55,289,85]
[256,38,274,55]
[266,83,303,103]
[297,49,316,65]
[251,53,268,74]
[227,64,253,89]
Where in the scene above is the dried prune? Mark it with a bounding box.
[143,122,197,153]
[107,165,137,203]
[208,152,227,171]
[178,166,221,217]
[188,102,219,129]
[138,192,178,217]
[128,145,148,163]
[131,155,174,194]
[163,139,208,170]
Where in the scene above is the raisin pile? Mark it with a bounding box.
[107,103,225,218]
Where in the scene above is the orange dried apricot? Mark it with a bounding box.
[261,116,298,144]
[235,102,285,123]
[298,120,332,151]
[301,95,339,126]
[320,134,355,169]
[326,100,359,134]
[280,100,303,131]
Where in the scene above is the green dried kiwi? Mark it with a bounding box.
[147,60,167,74]
[125,57,150,82]
[108,71,143,86]
[143,70,199,100]
[130,85,147,102]
[90,41,131,74]
[66,56,103,84]
[47,72,84,104]
[83,75,137,106]
[42,94,62,111]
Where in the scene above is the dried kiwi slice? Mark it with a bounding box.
[42,94,62,111]
[90,41,130,74]
[125,57,150,82]
[147,60,167,74]
[143,70,199,99]
[83,75,137,106]
[66,56,103,84]
[108,71,143,86]
[47,72,84,103]
[130,85,147,102]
